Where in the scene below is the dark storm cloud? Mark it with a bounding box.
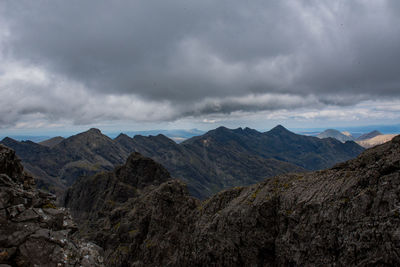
[1,0,400,126]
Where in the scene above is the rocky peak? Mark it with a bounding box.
[0,144,25,183]
[60,128,105,144]
[115,152,171,188]
[87,128,102,135]
[267,124,293,135]
[115,133,131,141]
[243,127,259,134]
[0,145,104,266]
[0,137,19,147]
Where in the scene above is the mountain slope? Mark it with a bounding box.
[66,135,400,266]
[39,136,65,147]
[317,128,354,142]
[356,130,382,141]
[116,125,363,198]
[356,134,398,148]
[1,128,129,196]
[2,126,364,199]
[116,128,305,198]
[0,137,66,194]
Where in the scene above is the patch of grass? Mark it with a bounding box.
[251,188,260,199]
[113,221,121,230]
[42,202,57,209]
[116,245,129,254]
[129,229,138,235]
[145,240,154,248]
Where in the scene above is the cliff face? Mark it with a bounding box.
[66,135,400,266]
[0,144,103,266]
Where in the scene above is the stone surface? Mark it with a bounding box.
[67,136,400,266]
[0,144,103,266]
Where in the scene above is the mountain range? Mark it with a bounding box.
[64,135,400,266]
[2,127,399,265]
[1,129,129,196]
[317,128,398,148]
[1,125,364,199]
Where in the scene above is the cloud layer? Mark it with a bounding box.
[1,0,400,129]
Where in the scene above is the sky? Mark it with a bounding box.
[1,0,400,136]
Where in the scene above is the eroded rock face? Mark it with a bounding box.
[0,144,104,266]
[66,136,400,266]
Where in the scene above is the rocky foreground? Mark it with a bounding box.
[65,135,400,266]
[0,144,103,266]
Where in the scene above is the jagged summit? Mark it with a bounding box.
[267,124,293,135]
[210,126,231,135]
[0,144,27,183]
[115,132,131,140]
[1,136,18,144]
[87,127,102,134]
[64,151,173,224]
[115,152,171,188]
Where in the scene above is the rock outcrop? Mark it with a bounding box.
[0,144,103,266]
[66,136,400,266]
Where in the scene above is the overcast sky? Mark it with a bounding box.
[1,0,400,135]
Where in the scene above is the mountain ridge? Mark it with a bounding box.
[317,128,355,142]
[1,125,364,199]
[65,135,400,266]
[117,125,363,198]
[356,130,382,141]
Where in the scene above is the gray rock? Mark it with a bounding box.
[67,136,400,266]
[0,144,104,266]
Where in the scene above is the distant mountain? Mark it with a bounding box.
[39,136,65,147]
[108,128,204,142]
[65,134,400,266]
[341,131,352,137]
[1,128,129,197]
[317,129,354,142]
[116,125,364,199]
[0,135,51,142]
[1,125,364,200]
[356,130,382,141]
[356,134,398,148]
[115,127,304,199]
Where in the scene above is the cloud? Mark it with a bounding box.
[0,0,400,128]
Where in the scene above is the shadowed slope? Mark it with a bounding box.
[66,135,400,266]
